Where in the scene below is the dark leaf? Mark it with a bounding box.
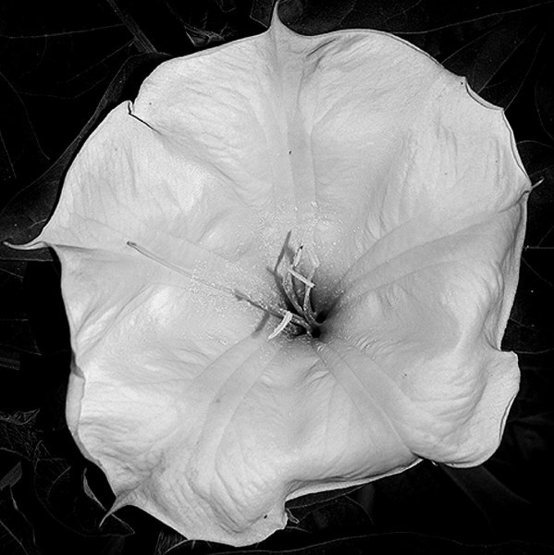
[478,25,545,108]
[279,0,554,34]
[518,140,554,246]
[281,0,358,34]
[508,410,554,465]
[348,483,375,525]
[33,449,133,538]
[214,533,554,555]
[0,2,130,226]
[439,465,531,532]
[285,484,376,535]
[0,52,167,255]
[516,359,554,407]
[215,0,238,14]
[0,261,50,371]
[442,17,537,93]
[363,0,554,34]
[104,0,158,53]
[504,255,554,353]
[286,484,362,510]
[372,462,492,538]
[154,529,190,555]
[518,139,554,177]
[250,0,277,26]
[101,536,127,555]
[491,359,554,508]
[180,22,226,50]
[0,318,40,357]
[290,494,374,537]
[0,463,23,492]
[505,163,554,356]
[0,487,39,555]
[0,261,30,281]
[19,261,70,362]
[535,60,554,141]
[0,410,40,460]
[105,0,228,54]
[503,313,553,354]
[0,356,19,372]
[0,0,122,39]
[0,68,49,207]
[523,248,554,287]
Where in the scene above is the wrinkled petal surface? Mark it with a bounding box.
[25,12,529,546]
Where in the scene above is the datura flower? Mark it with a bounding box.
[15,10,530,547]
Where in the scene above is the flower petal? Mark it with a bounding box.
[54,242,417,545]
[21,10,530,547]
[328,203,526,465]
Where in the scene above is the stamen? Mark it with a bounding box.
[288,268,315,288]
[233,289,287,320]
[302,283,318,327]
[292,245,304,267]
[282,267,304,314]
[127,240,312,337]
[276,242,323,335]
[268,311,293,340]
[127,241,234,294]
[233,289,310,331]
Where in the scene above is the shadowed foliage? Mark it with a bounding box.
[1,1,553,553]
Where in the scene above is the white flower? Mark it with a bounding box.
[17,11,530,547]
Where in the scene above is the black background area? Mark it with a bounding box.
[1,1,554,554]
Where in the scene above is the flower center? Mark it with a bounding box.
[126,239,326,341]
[268,245,323,340]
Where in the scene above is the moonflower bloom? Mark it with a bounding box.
[16,11,530,547]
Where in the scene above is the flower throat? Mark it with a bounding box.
[126,239,325,341]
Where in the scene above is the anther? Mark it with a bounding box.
[268,311,293,339]
[288,268,315,288]
[292,245,304,267]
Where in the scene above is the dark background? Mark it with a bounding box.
[1,1,554,553]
